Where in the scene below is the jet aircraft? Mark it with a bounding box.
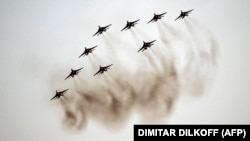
[93,24,112,36]
[50,89,69,101]
[121,19,140,31]
[79,46,97,58]
[148,12,167,23]
[175,9,194,21]
[138,40,156,52]
[93,64,113,76]
[65,67,83,80]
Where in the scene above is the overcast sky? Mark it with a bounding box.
[0,0,250,141]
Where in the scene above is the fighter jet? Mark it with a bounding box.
[65,67,83,80]
[93,24,112,36]
[175,9,194,21]
[93,64,113,76]
[121,19,140,31]
[79,46,97,58]
[50,89,69,101]
[148,12,167,23]
[138,40,156,52]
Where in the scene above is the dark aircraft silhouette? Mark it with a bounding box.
[175,9,194,21]
[50,89,69,101]
[79,46,97,58]
[93,24,112,36]
[121,19,140,31]
[94,64,113,76]
[148,12,167,23]
[65,67,83,80]
[138,40,156,52]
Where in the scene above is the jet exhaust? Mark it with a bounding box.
[50,17,219,132]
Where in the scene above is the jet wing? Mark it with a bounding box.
[147,18,155,24]
[64,73,72,80]
[138,47,146,52]
[186,9,194,13]
[93,69,102,76]
[79,51,86,58]
[175,15,182,21]
[159,12,167,17]
[105,64,113,68]
[76,67,83,72]
[121,25,129,31]
[134,19,140,23]
[93,30,100,37]
[149,40,156,44]
[104,24,112,29]
[131,19,140,25]
[90,46,98,50]
[50,95,57,101]
[61,89,69,93]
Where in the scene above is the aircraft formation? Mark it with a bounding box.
[50,9,194,101]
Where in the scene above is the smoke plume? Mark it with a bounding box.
[50,17,219,131]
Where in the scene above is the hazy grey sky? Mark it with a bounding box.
[0,0,250,141]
